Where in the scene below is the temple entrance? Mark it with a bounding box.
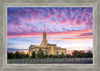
[51,46,54,55]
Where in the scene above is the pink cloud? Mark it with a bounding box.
[18,9,23,12]
[8,29,93,39]
[26,9,31,12]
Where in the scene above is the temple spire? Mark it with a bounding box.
[40,24,48,46]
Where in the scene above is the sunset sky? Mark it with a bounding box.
[7,7,93,54]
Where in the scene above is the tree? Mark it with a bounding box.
[31,51,36,58]
[48,54,53,58]
[15,51,21,59]
[37,48,44,58]
[58,54,62,58]
[7,52,15,59]
[72,50,78,58]
[44,55,48,58]
[86,50,93,58]
[53,55,58,58]
[66,54,72,58]
[61,52,65,58]
[71,50,93,58]
[21,52,26,58]
[26,52,29,58]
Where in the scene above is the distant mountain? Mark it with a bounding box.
[7,48,28,52]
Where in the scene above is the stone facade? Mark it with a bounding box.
[29,25,66,56]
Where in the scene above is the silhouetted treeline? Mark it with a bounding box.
[7,49,93,59]
[7,51,29,59]
[72,50,93,58]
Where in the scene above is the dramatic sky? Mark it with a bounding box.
[7,7,93,54]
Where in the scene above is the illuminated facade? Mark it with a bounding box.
[28,25,66,56]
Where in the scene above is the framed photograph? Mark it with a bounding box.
[0,0,100,71]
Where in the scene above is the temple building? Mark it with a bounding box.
[28,24,66,56]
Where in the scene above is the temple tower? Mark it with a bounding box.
[40,24,48,46]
